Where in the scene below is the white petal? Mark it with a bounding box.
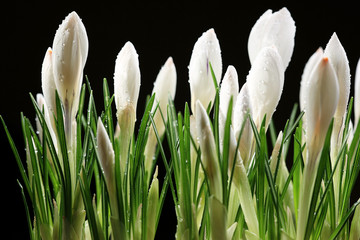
[232,83,253,167]
[41,47,57,115]
[114,41,141,117]
[355,59,360,126]
[151,57,177,136]
[97,118,115,184]
[189,28,222,113]
[246,46,284,128]
[220,65,239,118]
[52,11,88,115]
[305,57,339,161]
[299,48,324,112]
[248,7,296,70]
[195,100,222,199]
[324,33,350,122]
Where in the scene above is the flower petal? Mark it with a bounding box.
[114,41,141,118]
[304,57,339,162]
[189,28,222,113]
[324,33,350,136]
[246,46,284,128]
[220,65,239,118]
[52,11,88,116]
[248,7,296,70]
[299,48,324,112]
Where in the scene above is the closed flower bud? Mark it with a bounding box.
[297,56,339,240]
[41,47,57,117]
[96,118,115,192]
[151,57,177,137]
[97,118,119,221]
[144,57,176,182]
[324,33,350,156]
[189,28,222,113]
[52,11,88,119]
[233,82,253,168]
[304,57,339,164]
[195,100,222,200]
[248,7,296,70]
[299,48,324,112]
[246,46,284,129]
[324,33,350,124]
[220,65,239,118]
[114,41,141,121]
[114,41,140,177]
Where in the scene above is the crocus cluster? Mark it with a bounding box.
[4,6,360,240]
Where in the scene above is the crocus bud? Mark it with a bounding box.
[233,82,253,168]
[41,47,57,117]
[304,56,339,164]
[324,33,350,123]
[354,59,360,127]
[246,46,284,129]
[114,41,140,176]
[299,48,324,112]
[144,57,176,183]
[52,11,88,119]
[296,55,339,240]
[325,33,350,152]
[219,65,239,118]
[114,41,141,121]
[195,100,222,200]
[248,7,296,70]
[97,118,115,186]
[151,57,177,137]
[96,118,118,216]
[189,29,222,113]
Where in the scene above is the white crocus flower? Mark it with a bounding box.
[97,118,123,239]
[299,48,324,113]
[150,57,177,138]
[248,7,296,70]
[233,82,253,169]
[144,57,176,183]
[195,100,222,201]
[189,28,222,114]
[297,55,339,240]
[96,118,116,203]
[354,59,360,127]
[41,47,57,118]
[246,46,284,129]
[304,57,339,164]
[52,11,88,135]
[114,41,141,120]
[324,33,350,127]
[324,33,351,220]
[114,41,140,176]
[220,65,239,118]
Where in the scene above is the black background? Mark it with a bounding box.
[2,1,360,239]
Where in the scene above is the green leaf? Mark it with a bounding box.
[1,115,31,196]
